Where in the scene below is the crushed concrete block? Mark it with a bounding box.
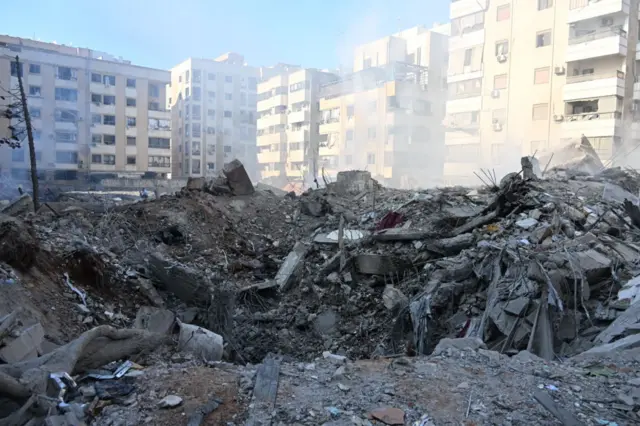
[426,233,474,256]
[133,306,175,334]
[275,242,308,291]
[185,177,205,190]
[332,170,377,194]
[355,254,410,275]
[504,297,530,316]
[594,301,640,344]
[0,322,45,363]
[178,323,223,362]
[373,228,431,242]
[433,337,486,355]
[516,217,538,230]
[382,285,408,311]
[582,333,640,355]
[574,249,611,284]
[0,193,33,216]
[222,159,254,195]
[314,229,369,244]
[300,198,330,217]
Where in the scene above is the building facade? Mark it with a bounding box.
[318,26,449,188]
[256,67,337,186]
[169,53,260,179]
[444,0,639,186]
[0,35,171,180]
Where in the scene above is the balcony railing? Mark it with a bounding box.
[569,26,626,45]
[565,111,621,121]
[566,70,625,84]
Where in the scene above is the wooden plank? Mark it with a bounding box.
[245,357,281,426]
[533,391,584,426]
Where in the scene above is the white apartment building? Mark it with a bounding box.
[0,35,171,180]
[256,67,337,186]
[444,0,640,186]
[169,53,260,179]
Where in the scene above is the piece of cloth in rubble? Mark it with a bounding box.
[376,211,404,231]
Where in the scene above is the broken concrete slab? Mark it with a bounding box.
[133,306,175,334]
[355,254,411,275]
[0,193,34,216]
[433,337,486,355]
[426,233,474,256]
[300,198,330,217]
[222,159,254,195]
[373,228,431,242]
[594,301,640,344]
[178,323,224,362]
[314,229,369,244]
[0,322,45,363]
[382,285,408,311]
[574,249,612,284]
[332,170,378,194]
[582,333,640,355]
[275,242,308,291]
[516,217,538,230]
[185,177,205,190]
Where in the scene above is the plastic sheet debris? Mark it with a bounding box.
[63,272,87,306]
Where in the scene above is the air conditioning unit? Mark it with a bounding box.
[553,114,564,122]
[493,122,503,132]
[555,66,566,75]
[491,90,500,98]
[497,54,508,63]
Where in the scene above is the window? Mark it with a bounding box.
[207,126,216,135]
[347,105,355,117]
[149,84,160,97]
[55,88,78,102]
[12,149,24,162]
[126,78,136,88]
[225,93,232,101]
[497,4,510,21]
[208,73,216,80]
[208,91,216,99]
[207,162,215,171]
[55,109,77,123]
[10,61,23,77]
[56,151,78,164]
[224,111,232,118]
[149,102,160,111]
[148,118,171,130]
[103,75,116,85]
[192,105,201,120]
[29,64,40,74]
[92,134,102,144]
[192,141,201,155]
[192,159,201,174]
[55,131,77,142]
[225,76,232,83]
[103,135,116,145]
[463,48,472,66]
[148,137,170,149]
[451,11,484,36]
[126,156,136,165]
[538,0,552,10]
[103,154,115,165]
[91,93,102,103]
[193,87,201,101]
[193,70,201,83]
[532,103,549,120]
[29,86,41,97]
[494,74,508,90]
[536,30,551,48]
[126,98,136,107]
[56,67,77,81]
[224,146,232,153]
[91,154,102,164]
[192,123,202,138]
[30,108,41,119]
[290,142,302,150]
[103,95,115,105]
[367,153,375,165]
[127,117,136,127]
[495,40,509,55]
[240,92,247,105]
[91,73,102,83]
[91,114,101,124]
[534,67,550,84]
[103,115,116,125]
[149,155,170,167]
[208,109,216,117]
[368,128,376,139]
[185,70,190,82]
[185,88,190,98]
[127,136,136,146]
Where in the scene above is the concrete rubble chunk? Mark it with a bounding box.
[0,322,45,363]
[574,249,611,284]
[594,301,640,344]
[158,395,183,408]
[516,217,538,230]
[332,170,379,194]
[373,228,431,242]
[275,242,308,291]
[133,306,175,334]
[178,322,224,362]
[426,233,474,256]
[382,285,409,311]
[582,333,640,355]
[222,159,254,195]
[185,177,205,190]
[433,337,486,355]
[0,193,34,216]
[355,254,410,275]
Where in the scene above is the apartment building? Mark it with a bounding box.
[256,67,338,185]
[169,53,261,179]
[318,26,449,188]
[0,35,171,180]
[444,0,638,186]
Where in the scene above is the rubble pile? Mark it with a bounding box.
[2,158,640,424]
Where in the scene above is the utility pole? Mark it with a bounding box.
[622,0,639,167]
[15,55,40,211]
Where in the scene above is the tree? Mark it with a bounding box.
[0,56,39,210]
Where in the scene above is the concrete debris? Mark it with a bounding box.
[158,395,183,408]
[0,193,34,216]
[222,159,255,196]
[382,285,408,311]
[178,322,224,362]
[133,306,175,334]
[275,241,308,291]
[0,322,45,363]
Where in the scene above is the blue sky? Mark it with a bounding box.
[4,0,448,70]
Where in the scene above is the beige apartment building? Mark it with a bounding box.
[169,53,261,179]
[256,67,338,185]
[444,0,639,186]
[318,26,449,188]
[0,35,171,180]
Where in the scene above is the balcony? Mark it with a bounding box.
[257,112,286,128]
[450,27,485,51]
[287,149,305,162]
[319,120,340,135]
[447,65,483,84]
[568,0,629,24]
[90,103,116,115]
[562,71,625,101]
[257,131,286,145]
[288,109,310,124]
[446,96,482,114]
[257,94,287,111]
[562,111,621,138]
[90,82,116,96]
[566,27,627,62]
[149,108,170,119]
[257,150,284,164]
[287,129,308,143]
[450,0,487,19]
